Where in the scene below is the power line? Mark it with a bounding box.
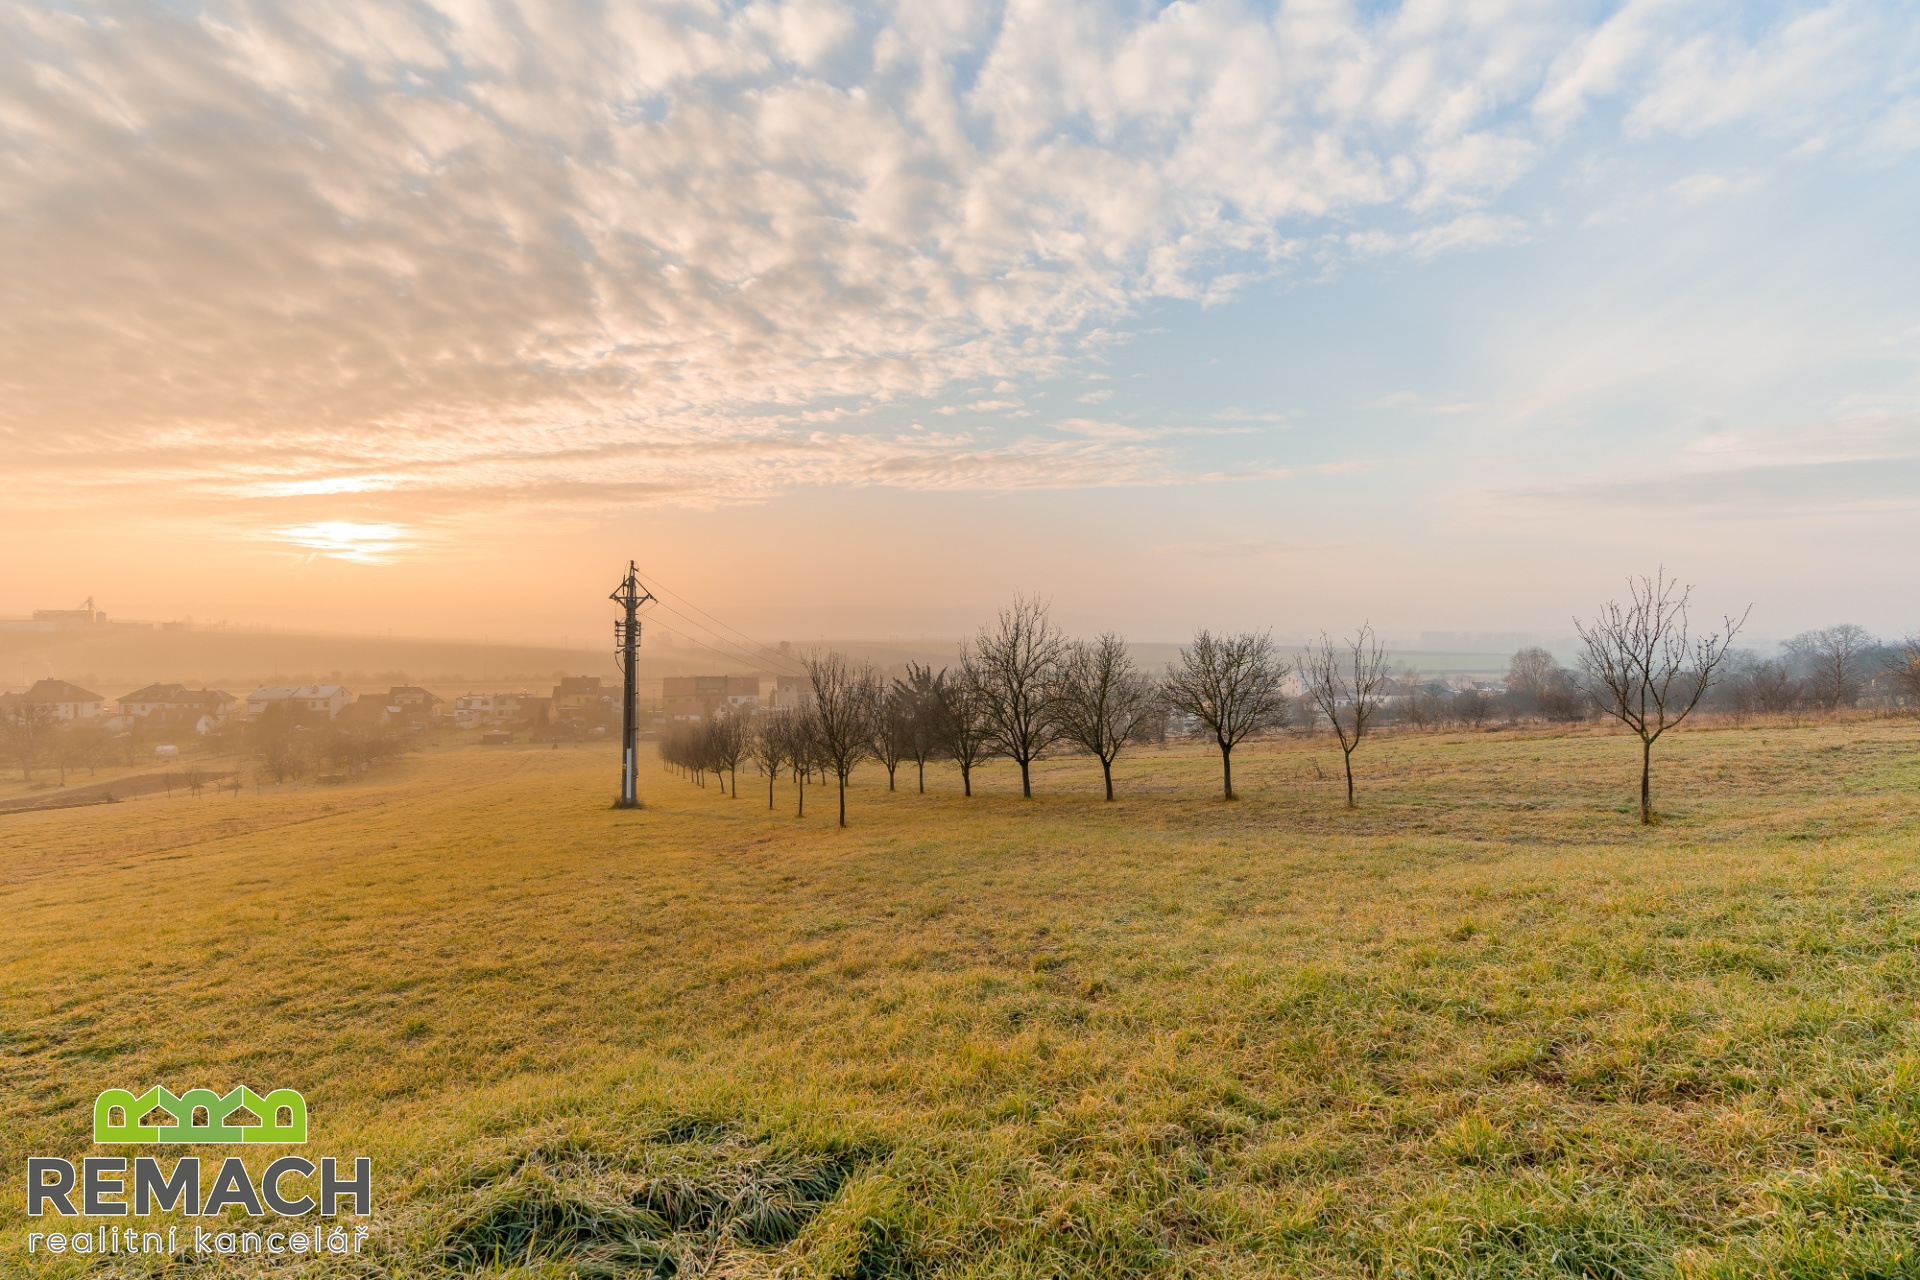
[631,564,805,674]
[639,596,794,673]
[636,611,784,671]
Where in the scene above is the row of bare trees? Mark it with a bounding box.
[652,598,1406,824]
[0,705,121,784]
[1712,625,1919,716]
[649,571,1803,827]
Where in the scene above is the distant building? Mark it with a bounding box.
[453,691,523,728]
[246,684,352,720]
[770,674,808,711]
[335,696,394,730]
[662,674,761,721]
[118,683,237,733]
[32,597,109,628]
[386,686,442,713]
[382,686,444,730]
[552,676,608,725]
[11,678,107,721]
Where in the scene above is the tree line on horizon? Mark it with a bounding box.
[655,572,1920,827]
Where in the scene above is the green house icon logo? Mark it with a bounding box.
[93,1088,307,1144]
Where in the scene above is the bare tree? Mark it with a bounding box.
[1786,624,1875,711]
[749,713,787,809]
[1053,634,1161,801]
[1164,629,1291,800]
[661,721,712,786]
[1505,647,1558,720]
[870,684,912,791]
[1575,570,1748,824]
[943,657,994,797]
[804,649,880,827]
[894,663,948,793]
[1736,658,1802,716]
[1395,667,1430,730]
[1305,625,1390,809]
[971,596,1068,798]
[0,698,57,782]
[708,707,751,798]
[783,710,819,818]
[1887,635,1920,711]
[62,722,115,777]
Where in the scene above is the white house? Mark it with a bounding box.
[13,678,106,721]
[453,692,521,729]
[119,683,237,733]
[246,684,352,720]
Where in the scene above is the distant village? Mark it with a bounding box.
[0,672,808,741]
[0,599,827,787]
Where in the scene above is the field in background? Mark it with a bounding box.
[2,722,1917,1277]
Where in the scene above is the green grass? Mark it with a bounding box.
[2,719,1918,1277]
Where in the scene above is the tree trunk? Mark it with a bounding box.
[1019,757,1032,798]
[1221,745,1233,800]
[1102,758,1114,801]
[1344,747,1355,808]
[961,762,972,797]
[768,774,775,809]
[1640,737,1653,824]
[917,760,925,793]
[886,764,896,791]
[838,775,847,827]
[796,773,805,817]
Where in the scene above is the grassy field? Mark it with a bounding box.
[2,720,1918,1278]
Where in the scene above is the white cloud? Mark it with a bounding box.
[0,0,1911,515]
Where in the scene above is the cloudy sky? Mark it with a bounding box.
[4,0,1917,644]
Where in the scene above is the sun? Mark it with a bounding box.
[268,522,413,565]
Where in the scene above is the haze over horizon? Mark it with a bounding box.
[6,1,1917,645]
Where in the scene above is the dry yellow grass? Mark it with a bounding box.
[2,719,1917,1277]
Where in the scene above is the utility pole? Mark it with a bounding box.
[610,561,654,808]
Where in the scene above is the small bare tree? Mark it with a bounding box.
[894,663,948,793]
[870,684,912,791]
[1164,629,1291,800]
[972,595,1068,798]
[64,722,115,777]
[783,709,819,817]
[1505,647,1558,720]
[1575,570,1748,824]
[1742,659,1803,716]
[1053,633,1161,801]
[708,707,751,798]
[804,649,880,827]
[1305,625,1390,809]
[944,656,994,797]
[749,712,787,809]
[1887,635,1920,711]
[0,698,57,782]
[1786,623,1875,711]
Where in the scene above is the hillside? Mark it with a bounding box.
[3,721,1917,1276]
